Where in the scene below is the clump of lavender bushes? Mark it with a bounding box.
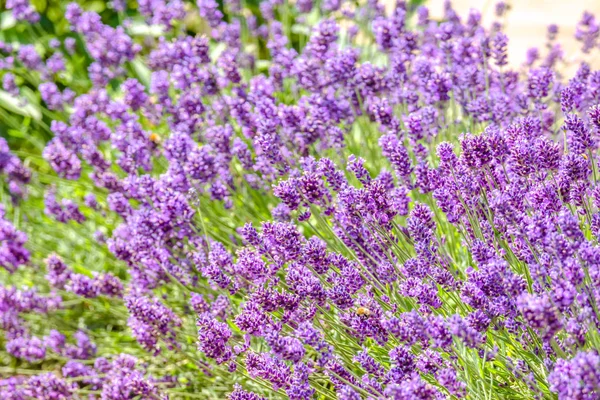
[1,0,600,398]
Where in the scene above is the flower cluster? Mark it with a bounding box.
[0,138,30,201]
[0,205,29,273]
[1,0,600,399]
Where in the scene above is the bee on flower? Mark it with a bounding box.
[149,133,161,144]
[356,306,372,318]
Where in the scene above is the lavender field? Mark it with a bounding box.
[1,0,600,398]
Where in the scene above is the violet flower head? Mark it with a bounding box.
[492,32,509,66]
[190,292,210,315]
[549,351,600,399]
[2,73,18,97]
[4,2,600,399]
[575,11,599,53]
[101,354,164,399]
[122,78,148,111]
[245,351,290,391]
[43,139,82,180]
[197,312,233,363]
[45,254,72,288]
[17,45,42,70]
[547,24,559,41]
[0,205,30,272]
[44,330,66,354]
[6,336,46,362]
[39,82,69,111]
[517,293,563,340]
[23,373,76,399]
[7,0,40,23]
[125,293,182,354]
[306,19,339,61]
[65,331,97,359]
[228,384,267,400]
[95,272,124,297]
[384,373,441,399]
[407,203,436,243]
[198,0,224,28]
[495,1,507,17]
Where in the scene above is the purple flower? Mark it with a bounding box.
[266,331,305,363]
[274,179,302,211]
[235,300,270,335]
[527,67,554,104]
[517,293,563,340]
[384,373,441,399]
[549,351,600,399]
[287,362,314,399]
[2,73,18,96]
[44,190,86,224]
[354,348,385,377]
[17,45,42,70]
[234,248,268,282]
[436,368,466,397]
[101,354,164,399]
[44,330,66,354]
[575,12,600,53]
[66,4,140,84]
[190,292,210,315]
[6,0,39,23]
[125,293,182,355]
[95,273,124,297]
[495,2,507,17]
[64,37,76,54]
[492,32,509,66]
[461,133,492,169]
[336,385,361,400]
[40,82,71,111]
[5,3,600,399]
[46,53,66,75]
[45,254,72,288]
[198,0,223,28]
[0,205,30,272]
[306,19,339,61]
[379,134,413,180]
[228,384,266,400]
[448,315,485,348]
[245,351,290,390]
[6,336,46,362]
[407,203,435,243]
[122,78,148,111]
[138,0,185,27]
[65,331,97,359]
[197,312,232,363]
[43,139,81,180]
[23,373,75,399]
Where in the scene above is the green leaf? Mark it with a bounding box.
[30,0,47,13]
[130,58,151,88]
[0,90,42,120]
[7,129,25,138]
[0,11,17,31]
[255,60,271,71]
[291,24,311,36]
[210,42,226,62]
[127,21,165,37]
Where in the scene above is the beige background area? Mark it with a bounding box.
[388,0,600,69]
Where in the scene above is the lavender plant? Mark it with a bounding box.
[1,0,600,398]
